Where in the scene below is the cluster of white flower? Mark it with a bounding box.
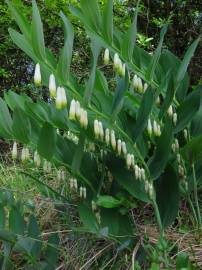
[132,74,148,94]
[167,105,177,126]
[34,151,41,167]
[69,178,87,199]
[70,178,78,190]
[57,168,66,182]
[144,180,155,200]
[69,99,88,129]
[21,147,30,163]
[147,119,161,137]
[113,53,126,77]
[176,153,186,179]
[79,186,87,199]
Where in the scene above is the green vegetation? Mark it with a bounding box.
[0,0,201,269]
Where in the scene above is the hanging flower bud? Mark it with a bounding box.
[177,153,181,163]
[156,124,161,137]
[144,83,148,92]
[167,105,173,117]
[79,186,83,198]
[104,48,110,65]
[173,113,177,126]
[83,187,87,199]
[132,74,138,89]
[57,170,62,181]
[141,168,146,181]
[178,165,185,177]
[138,167,142,180]
[120,63,126,78]
[25,148,30,161]
[12,142,18,160]
[43,160,51,173]
[134,164,139,179]
[174,138,179,152]
[56,87,67,109]
[21,147,26,163]
[147,119,152,136]
[70,178,74,189]
[73,178,78,190]
[80,109,88,129]
[153,120,158,136]
[113,53,120,71]
[145,180,149,193]
[98,121,104,140]
[121,141,127,156]
[49,74,56,98]
[172,143,176,153]
[83,110,88,129]
[184,129,188,140]
[117,139,122,155]
[34,63,41,87]
[131,155,135,168]
[126,153,132,169]
[94,120,99,139]
[105,128,110,146]
[75,101,81,119]
[148,183,154,200]
[34,151,41,167]
[110,130,116,150]
[137,77,143,93]
[69,99,76,120]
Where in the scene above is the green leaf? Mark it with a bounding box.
[102,0,113,44]
[32,0,46,60]
[0,98,13,139]
[176,253,189,270]
[57,12,74,82]
[95,69,109,94]
[80,0,101,32]
[0,230,16,243]
[12,108,31,144]
[111,71,129,120]
[121,0,140,60]
[6,0,31,41]
[78,203,99,233]
[9,207,25,235]
[8,28,38,63]
[148,118,173,180]
[146,25,168,81]
[37,123,56,160]
[176,36,201,84]
[4,90,32,111]
[133,86,155,142]
[181,135,202,163]
[158,71,175,120]
[84,40,101,104]
[45,234,59,267]
[96,196,122,208]
[174,86,201,134]
[100,209,132,237]
[155,165,180,228]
